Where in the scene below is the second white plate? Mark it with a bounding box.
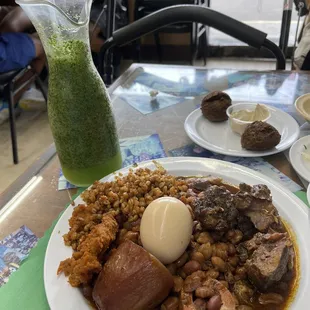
[184,105,300,157]
[289,135,310,182]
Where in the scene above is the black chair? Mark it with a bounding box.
[0,67,47,164]
[134,0,202,64]
[99,5,285,85]
[95,0,129,84]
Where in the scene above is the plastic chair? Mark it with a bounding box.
[99,5,285,85]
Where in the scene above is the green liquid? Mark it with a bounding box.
[47,39,122,186]
[62,150,122,187]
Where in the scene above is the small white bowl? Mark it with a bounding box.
[295,93,310,123]
[226,102,271,135]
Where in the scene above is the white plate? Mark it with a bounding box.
[289,136,310,182]
[184,105,300,157]
[44,157,310,310]
[307,184,310,206]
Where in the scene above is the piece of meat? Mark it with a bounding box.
[233,184,270,212]
[187,177,240,195]
[240,233,265,253]
[238,232,288,264]
[92,240,173,310]
[58,213,118,287]
[245,236,292,291]
[234,183,280,233]
[194,185,238,232]
[239,183,252,193]
[244,199,278,232]
[233,191,252,211]
[250,184,272,201]
[187,178,213,192]
[236,215,257,241]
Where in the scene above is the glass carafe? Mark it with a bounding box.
[16,0,122,186]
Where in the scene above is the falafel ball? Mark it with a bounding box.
[241,121,281,151]
[201,91,232,122]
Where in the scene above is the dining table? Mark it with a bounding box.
[0,63,309,309]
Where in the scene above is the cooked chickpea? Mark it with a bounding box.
[183,274,202,293]
[194,298,207,310]
[258,293,284,305]
[212,245,228,261]
[191,270,206,279]
[225,230,243,244]
[197,232,214,244]
[198,243,213,260]
[215,242,229,251]
[227,243,236,256]
[206,269,219,279]
[207,295,222,310]
[211,256,227,273]
[195,286,214,298]
[191,252,205,265]
[183,260,202,275]
[228,256,239,267]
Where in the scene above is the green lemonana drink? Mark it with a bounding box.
[48,39,122,186]
[18,0,122,186]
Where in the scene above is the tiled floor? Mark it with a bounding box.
[0,110,53,193]
[0,58,288,193]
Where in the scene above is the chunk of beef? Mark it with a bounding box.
[193,185,238,232]
[238,232,288,264]
[188,177,239,195]
[241,233,265,253]
[239,183,252,193]
[250,184,272,201]
[234,183,277,232]
[245,235,292,291]
[238,184,271,200]
[187,178,212,193]
[244,199,279,232]
[233,191,252,211]
[236,215,257,240]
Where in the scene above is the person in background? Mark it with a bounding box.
[89,0,128,53]
[0,5,46,121]
[0,6,46,75]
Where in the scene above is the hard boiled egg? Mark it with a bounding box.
[140,197,193,264]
